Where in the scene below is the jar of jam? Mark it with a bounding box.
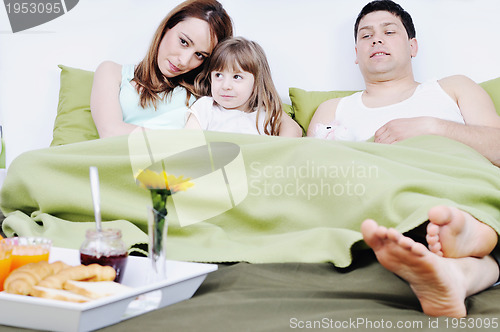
[79,228,128,283]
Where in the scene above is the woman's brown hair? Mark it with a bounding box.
[195,37,283,136]
[133,0,233,109]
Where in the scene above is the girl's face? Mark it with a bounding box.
[210,68,255,111]
[158,17,213,78]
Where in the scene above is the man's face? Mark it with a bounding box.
[355,11,417,80]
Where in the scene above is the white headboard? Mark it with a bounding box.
[1,0,499,167]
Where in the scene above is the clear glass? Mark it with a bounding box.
[79,228,128,282]
[0,239,13,291]
[148,207,168,281]
[5,237,52,271]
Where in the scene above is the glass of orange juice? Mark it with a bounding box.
[0,239,14,291]
[8,237,52,272]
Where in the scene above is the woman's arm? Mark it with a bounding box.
[278,112,302,137]
[90,61,141,138]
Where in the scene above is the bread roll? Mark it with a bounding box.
[37,264,116,289]
[63,280,132,299]
[4,261,69,295]
[31,286,91,303]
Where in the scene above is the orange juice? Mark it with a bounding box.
[0,240,13,291]
[10,248,50,271]
[7,237,52,272]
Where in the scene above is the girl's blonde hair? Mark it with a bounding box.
[133,0,233,109]
[195,37,283,136]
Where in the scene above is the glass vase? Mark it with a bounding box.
[147,206,168,281]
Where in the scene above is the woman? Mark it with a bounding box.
[90,0,233,138]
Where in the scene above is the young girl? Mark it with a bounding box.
[90,0,233,138]
[184,37,302,137]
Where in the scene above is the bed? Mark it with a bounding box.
[2,131,500,331]
[1,1,500,331]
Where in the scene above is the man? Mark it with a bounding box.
[308,0,500,318]
[308,1,500,166]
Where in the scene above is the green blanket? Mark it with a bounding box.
[1,130,500,268]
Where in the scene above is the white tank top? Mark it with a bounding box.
[335,80,465,141]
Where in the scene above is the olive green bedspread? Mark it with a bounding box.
[1,260,500,331]
[98,260,500,332]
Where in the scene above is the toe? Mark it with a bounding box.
[361,219,383,249]
[426,223,439,236]
[428,242,442,255]
[426,233,439,246]
[428,205,453,226]
[398,236,415,250]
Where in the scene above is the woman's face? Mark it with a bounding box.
[157,17,214,78]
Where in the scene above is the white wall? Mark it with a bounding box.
[0,0,499,168]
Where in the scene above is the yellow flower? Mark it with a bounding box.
[136,169,194,193]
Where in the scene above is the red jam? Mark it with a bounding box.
[80,252,128,283]
[79,228,129,283]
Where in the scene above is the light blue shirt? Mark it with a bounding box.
[119,64,194,129]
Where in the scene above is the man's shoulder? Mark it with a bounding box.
[438,75,474,87]
[438,75,478,97]
[438,75,482,105]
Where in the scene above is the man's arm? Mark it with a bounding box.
[375,119,500,167]
[374,75,500,166]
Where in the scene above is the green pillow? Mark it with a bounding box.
[51,65,99,146]
[51,67,499,145]
[289,87,358,133]
[479,77,500,116]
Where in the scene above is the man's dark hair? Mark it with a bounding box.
[354,0,416,41]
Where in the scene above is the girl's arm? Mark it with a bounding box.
[90,61,141,138]
[184,113,203,130]
[279,112,302,137]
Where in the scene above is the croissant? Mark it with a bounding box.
[36,264,116,289]
[3,261,69,295]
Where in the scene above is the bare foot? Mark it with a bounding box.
[361,219,467,318]
[426,206,498,258]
